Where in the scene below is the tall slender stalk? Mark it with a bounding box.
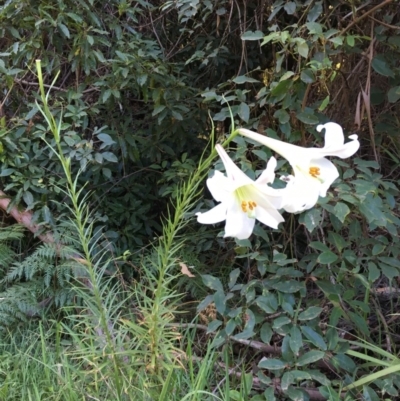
[35,60,124,398]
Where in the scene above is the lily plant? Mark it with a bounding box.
[238,122,360,213]
[196,144,285,240]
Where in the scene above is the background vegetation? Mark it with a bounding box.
[0,0,400,399]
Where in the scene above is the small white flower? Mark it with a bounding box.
[196,144,285,240]
[238,122,360,213]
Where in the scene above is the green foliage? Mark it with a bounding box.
[0,0,400,400]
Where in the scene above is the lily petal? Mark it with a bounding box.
[224,198,256,240]
[197,202,227,224]
[317,123,360,158]
[281,175,320,213]
[206,171,232,202]
[216,144,253,187]
[253,194,285,228]
[256,156,277,185]
[309,157,339,197]
[238,124,359,214]
[197,144,286,239]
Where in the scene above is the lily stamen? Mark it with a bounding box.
[309,167,321,178]
[241,200,257,213]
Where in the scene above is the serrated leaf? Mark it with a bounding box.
[57,23,70,38]
[152,105,166,116]
[201,274,224,292]
[260,323,273,344]
[233,309,255,340]
[23,191,34,206]
[331,353,356,372]
[272,316,291,329]
[258,358,287,370]
[299,208,322,232]
[280,71,295,81]
[274,109,290,124]
[238,102,250,123]
[317,251,338,265]
[207,319,222,333]
[380,263,399,281]
[0,168,15,177]
[228,268,240,289]
[296,110,318,124]
[197,294,213,312]
[297,42,309,58]
[214,290,226,315]
[333,202,350,223]
[284,1,296,15]
[298,306,323,321]
[372,57,394,77]
[300,69,315,84]
[372,243,386,256]
[271,281,304,293]
[289,326,303,354]
[368,262,380,282]
[297,350,325,366]
[301,326,327,350]
[97,133,116,146]
[102,152,118,163]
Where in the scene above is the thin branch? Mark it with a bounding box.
[340,0,394,35]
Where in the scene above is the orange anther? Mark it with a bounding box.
[309,167,321,178]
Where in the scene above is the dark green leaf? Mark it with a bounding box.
[207,319,222,333]
[258,358,287,370]
[368,262,380,282]
[297,42,309,58]
[283,2,296,15]
[274,109,290,124]
[317,251,338,265]
[272,316,291,329]
[299,209,322,233]
[388,86,400,103]
[233,309,255,340]
[372,57,394,77]
[271,281,304,293]
[333,202,350,223]
[271,79,293,96]
[102,152,118,163]
[301,326,327,350]
[214,290,226,315]
[0,168,15,177]
[300,69,315,84]
[57,23,70,38]
[228,268,240,289]
[296,350,325,366]
[238,102,250,123]
[380,263,399,281]
[331,353,356,372]
[260,323,273,344]
[201,274,224,292]
[326,327,339,350]
[289,326,303,355]
[296,110,318,124]
[298,306,323,321]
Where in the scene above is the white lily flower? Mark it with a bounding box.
[238,122,360,213]
[196,144,285,240]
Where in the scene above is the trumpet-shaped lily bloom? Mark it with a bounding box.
[196,144,285,240]
[238,123,360,213]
